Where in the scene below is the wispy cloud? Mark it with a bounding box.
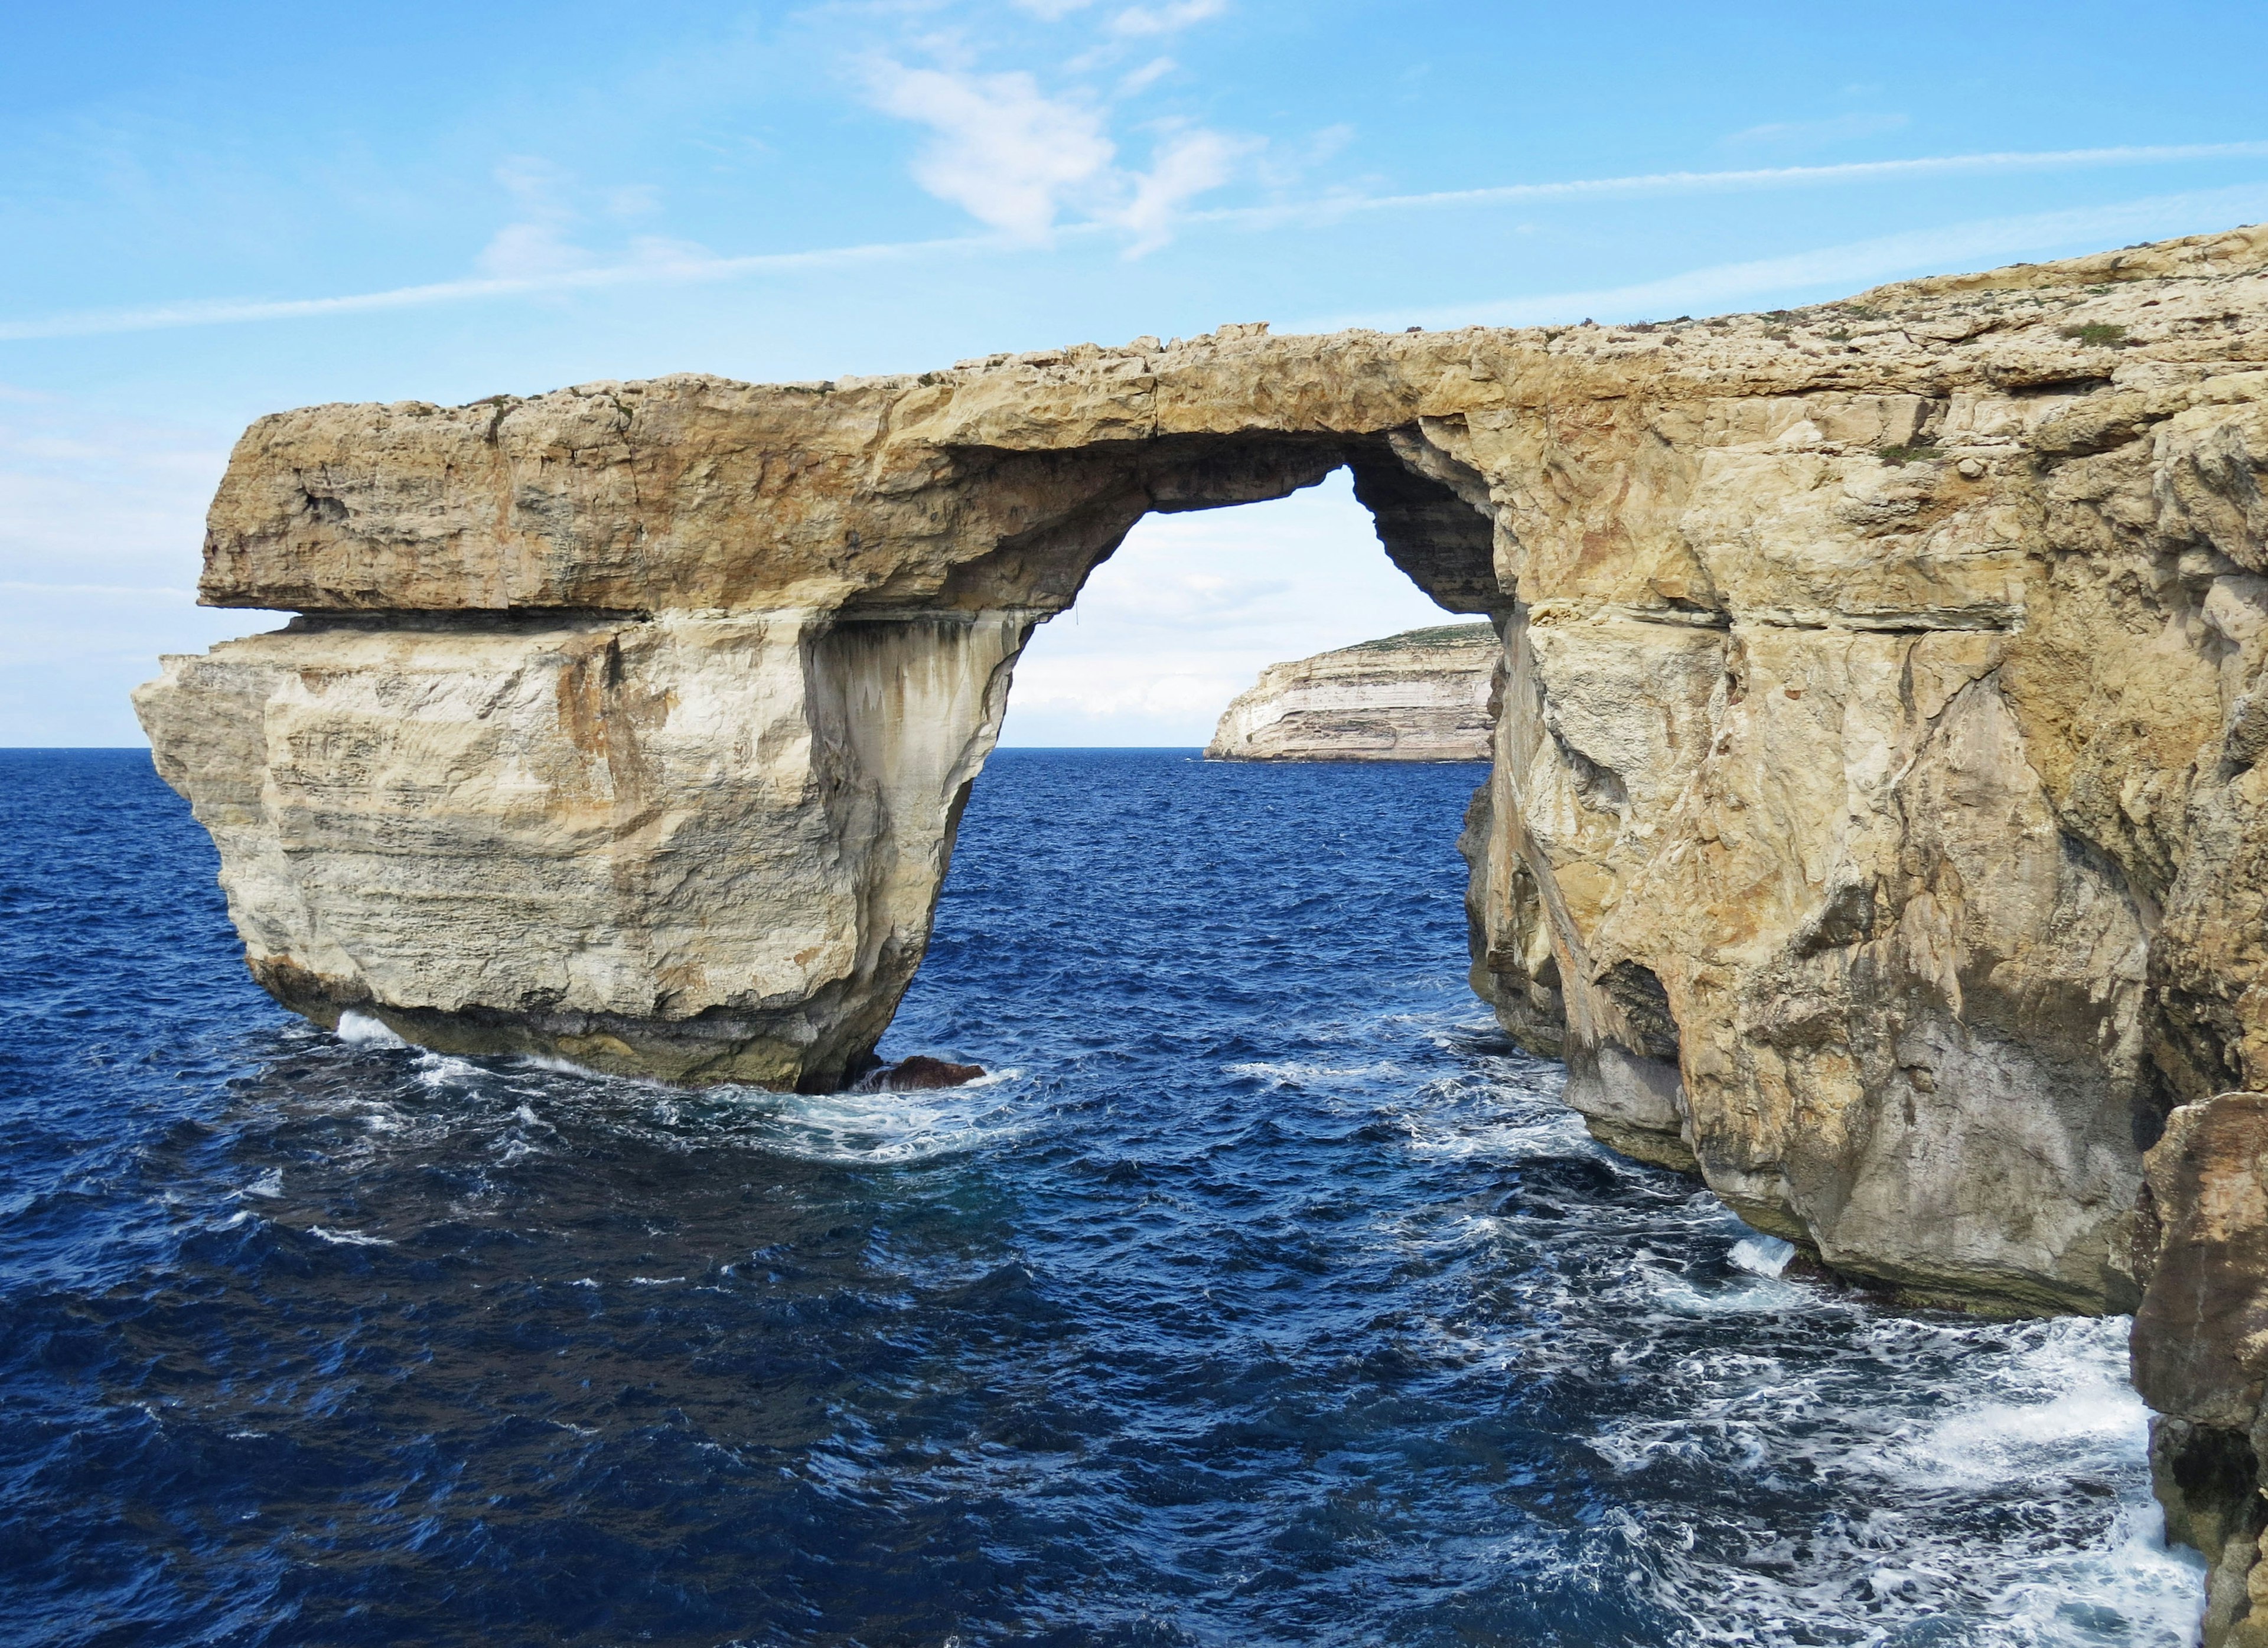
[1723,112,1911,151]
[474,158,595,279]
[1006,0,1226,31]
[859,0,1240,246]
[863,61,1120,239]
[1115,126,1254,252]
[1187,139,2268,230]
[1320,182,2268,331]
[0,234,992,342]
[2,145,2264,344]
[1108,0,1227,37]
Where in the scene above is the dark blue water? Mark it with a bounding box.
[0,748,2202,1647]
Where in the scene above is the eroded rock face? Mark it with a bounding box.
[141,224,2268,1316]
[140,610,1024,1086]
[2133,1094,2268,1645]
[1205,623,1497,761]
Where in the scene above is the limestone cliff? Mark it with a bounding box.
[2133,1093,2268,1644]
[1206,623,1496,761]
[139,223,2268,1326]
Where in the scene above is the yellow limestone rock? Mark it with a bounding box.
[1206,623,1497,761]
[140,224,2268,1317]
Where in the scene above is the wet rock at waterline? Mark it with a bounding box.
[863,1055,987,1091]
[138,223,2268,1323]
[1205,622,1497,761]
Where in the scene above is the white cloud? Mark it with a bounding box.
[863,61,1118,239]
[475,220,593,279]
[1006,657,1250,718]
[474,158,594,279]
[1116,56,1177,96]
[1109,0,1227,37]
[604,184,664,218]
[1114,126,1252,252]
[472,159,700,281]
[860,0,1239,247]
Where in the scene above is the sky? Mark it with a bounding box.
[6,1,2268,746]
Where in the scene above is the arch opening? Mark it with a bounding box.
[986,458,1492,751]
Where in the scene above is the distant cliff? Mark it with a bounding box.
[1205,624,1497,761]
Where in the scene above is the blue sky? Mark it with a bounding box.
[7,0,2268,745]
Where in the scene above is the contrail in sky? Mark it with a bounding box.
[1310,182,2268,332]
[2,141,2265,342]
[1197,141,2268,226]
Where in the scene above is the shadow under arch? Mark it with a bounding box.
[854,429,1507,624]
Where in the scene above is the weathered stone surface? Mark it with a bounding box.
[2133,1093,2268,1646]
[138,609,1025,1086]
[1205,623,1497,762]
[140,222,2268,1321]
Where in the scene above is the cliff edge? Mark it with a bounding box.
[1206,623,1497,761]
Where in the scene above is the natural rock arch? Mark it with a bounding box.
[141,225,2268,1317]
[151,404,1504,1084]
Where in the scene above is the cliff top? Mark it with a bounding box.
[199,220,2268,616]
[1335,623,1496,656]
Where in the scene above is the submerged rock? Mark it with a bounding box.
[1205,622,1497,762]
[136,223,2268,1324]
[866,1055,986,1091]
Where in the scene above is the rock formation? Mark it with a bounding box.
[2135,1092,2268,1644]
[140,224,2268,1330]
[1205,622,1497,761]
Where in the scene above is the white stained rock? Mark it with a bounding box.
[1205,624,1498,762]
[137,611,1026,1088]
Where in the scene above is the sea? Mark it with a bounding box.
[0,746,2208,1647]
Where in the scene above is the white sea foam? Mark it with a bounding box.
[514,1051,672,1087]
[1731,1233,1796,1277]
[1862,1317,2156,1490]
[305,1225,395,1247]
[751,1077,1039,1166]
[1593,1314,2208,1646]
[412,1051,485,1089]
[1224,1058,1403,1088]
[1336,1042,2202,1646]
[334,1010,406,1047]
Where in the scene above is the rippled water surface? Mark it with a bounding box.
[0,748,2204,1646]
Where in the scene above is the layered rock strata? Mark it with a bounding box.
[1206,622,1497,761]
[141,224,2268,1323]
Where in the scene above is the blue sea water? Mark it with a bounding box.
[0,746,2206,1647]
